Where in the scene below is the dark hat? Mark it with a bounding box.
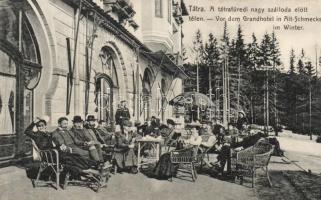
[134,121,141,127]
[120,100,127,103]
[72,115,83,123]
[151,116,156,119]
[166,119,176,126]
[123,120,133,127]
[86,115,96,122]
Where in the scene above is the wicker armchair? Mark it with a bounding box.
[31,140,62,190]
[170,146,198,182]
[198,135,217,170]
[231,140,274,188]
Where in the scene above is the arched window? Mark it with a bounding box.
[95,77,112,124]
[0,3,42,136]
[141,69,153,120]
[95,47,120,126]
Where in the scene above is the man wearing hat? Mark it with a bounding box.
[85,115,114,146]
[52,117,90,158]
[70,115,104,162]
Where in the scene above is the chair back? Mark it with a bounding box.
[170,146,199,163]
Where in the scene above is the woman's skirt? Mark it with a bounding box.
[153,152,178,179]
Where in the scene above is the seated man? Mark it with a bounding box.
[51,117,102,173]
[24,117,52,150]
[114,122,138,174]
[68,116,104,163]
[214,132,266,175]
[84,115,115,145]
[52,117,89,158]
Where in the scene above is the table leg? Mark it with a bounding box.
[156,143,160,161]
[138,142,141,172]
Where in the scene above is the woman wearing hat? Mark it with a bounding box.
[236,111,248,132]
[24,116,52,150]
[153,126,202,180]
[114,121,138,174]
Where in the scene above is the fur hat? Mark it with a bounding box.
[86,115,96,122]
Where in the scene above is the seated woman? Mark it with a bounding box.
[24,117,53,150]
[153,127,202,180]
[114,122,138,174]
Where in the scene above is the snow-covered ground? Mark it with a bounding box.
[275,130,321,174]
[278,130,320,155]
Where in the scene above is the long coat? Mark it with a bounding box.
[51,128,89,157]
[114,132,137,169]
[115,107,130,125]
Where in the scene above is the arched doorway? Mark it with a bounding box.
[95,76,113,125]
[0,1,42,160]
[95,47,119,126]
[141,68,153,121]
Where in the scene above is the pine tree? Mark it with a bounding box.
[270,32,282,67]
[297,49,306,74]
[246,33,260,71]
[258,33,273,68]
[204,33,220,90]
[220,21,230,58]
[289,48,296,74]
[235,25,247,67]
[306,61,315,77]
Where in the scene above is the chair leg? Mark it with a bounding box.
[191,163,196,182]
[251,170,255,188]
[193,163,198,180]
[266,166,272,187]
[62,172,70,190]
[56,170,60,190]
[34,166,43,187]
[113,159,117,174]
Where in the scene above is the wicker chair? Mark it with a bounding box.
[31,140,62,190]
[170,146,199,182]
[198,135,217,170]
[231,140,274,188]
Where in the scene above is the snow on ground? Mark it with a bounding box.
[276,129,321,174]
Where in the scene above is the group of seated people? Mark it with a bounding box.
[24,115,139,178]
[25,112,280,182]
[152,115,277,179]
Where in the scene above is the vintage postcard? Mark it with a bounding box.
[0,0,320,199]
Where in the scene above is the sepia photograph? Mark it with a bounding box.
[0,0,321,199]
